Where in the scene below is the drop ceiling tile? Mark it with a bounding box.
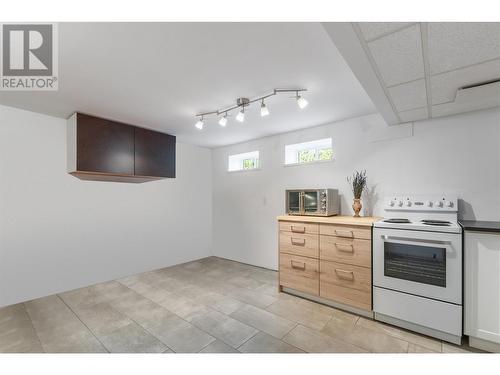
[398,107,428,122]
[368,24,425,86]
[432,80,500,118]
[388,79,427,112]
[431,58,500,104]
[428,22,500,75]
[358,22,414,41]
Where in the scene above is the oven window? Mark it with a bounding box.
[304,191,318,213]
[288,192,301,213]
[384,242,446,287]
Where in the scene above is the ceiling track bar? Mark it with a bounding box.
[196,88,307,117]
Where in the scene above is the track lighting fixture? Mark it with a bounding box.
[194,88,307,129]
[236,107,245,122]
[260,99,269,117]
[218,112,228,127]
[195,116,204,130]
[296,91,308,109]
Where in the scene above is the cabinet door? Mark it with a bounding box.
[465,231,500,344]
[134,127,176,178]
[76,113,135,175]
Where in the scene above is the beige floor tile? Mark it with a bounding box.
[229,288,277,309]
[356,317,442,352]
[225,275,264,290]
[283,325,367,353]
[143,313,216,353]
[190,310,258,348]
[71,302,132,336]
[408,343,439,353]
[0,304,26,325]
[99,322,167,353]
[40,330,107,353]
[441,342,473,353]
[238,332,303,353]
[199,339,239,353]
[0,307,43,353]
[344,326,409,353]
[212,299,246,317]
[25,295,106,353]
[230,304,296,339]
[254,284,281,298]
[266,298,333,331]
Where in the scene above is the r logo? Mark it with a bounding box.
[2,24,53,76]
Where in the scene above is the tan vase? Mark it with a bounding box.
[352,198,362,217]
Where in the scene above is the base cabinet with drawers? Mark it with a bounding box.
[278,216,380,314]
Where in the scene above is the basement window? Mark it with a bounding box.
[284,138,333,165]
[228,151,260,172]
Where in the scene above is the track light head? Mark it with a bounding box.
[195,117,204,130]
[236,107,245,122]
[218,113,228,127]
[296,93,308,109]
[260,100,270,117]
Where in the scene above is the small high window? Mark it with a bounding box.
[228,151,260,172]
[284,138,333,165]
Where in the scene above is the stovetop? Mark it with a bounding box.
[374,195,462,234]
[374,218,462,233]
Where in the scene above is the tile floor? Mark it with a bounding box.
[0,257,480,353]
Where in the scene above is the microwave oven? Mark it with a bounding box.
[285,189,339,216]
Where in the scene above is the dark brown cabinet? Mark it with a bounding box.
[134,127,176,178]
[67,113,176,182]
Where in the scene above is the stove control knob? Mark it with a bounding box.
[434,200,443,208]
[397,200,403,207]
[389,200,395,207]
[445,200,453,208]
[405,200,412,207]
[426,201,432,207]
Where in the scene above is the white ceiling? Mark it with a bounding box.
[324,22,500,124]
[0,23,375,148]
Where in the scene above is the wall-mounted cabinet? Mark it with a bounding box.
[67,113,175,182]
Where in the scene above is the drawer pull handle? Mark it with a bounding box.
[291,238,306,246]
[334,229,354,238]
[335,268,354,281]
[291,260,306,270]
[335,243,354,253]
[291,226,306,233]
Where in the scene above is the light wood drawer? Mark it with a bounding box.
[320,235,371,267]
[320,224,371,240]
[280,253,319,296]
[320,260,371,310]
[279,231,319,258]
[279,221,319,235]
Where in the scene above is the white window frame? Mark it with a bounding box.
[228,151,260,172]
[284,138,333,166]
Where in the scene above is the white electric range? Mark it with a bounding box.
[373,195,463,345]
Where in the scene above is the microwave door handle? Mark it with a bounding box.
[381,235,452,246]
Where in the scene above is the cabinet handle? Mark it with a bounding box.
[291,260,306,270]
[291,225,306,233]
[335,268,354,281]
[291,238,306,246]
[335,243,354,253]
[334,229,354,238]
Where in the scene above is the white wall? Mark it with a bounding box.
[0,105,212,307]
[212,108,500,270]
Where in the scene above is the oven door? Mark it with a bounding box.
[373,227,462,305]
[303,190,320,215]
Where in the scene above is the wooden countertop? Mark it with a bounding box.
[277,215,383,227]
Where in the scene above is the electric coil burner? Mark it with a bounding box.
[373,195,463,345]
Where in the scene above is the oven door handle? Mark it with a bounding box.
[381,235,452,245]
